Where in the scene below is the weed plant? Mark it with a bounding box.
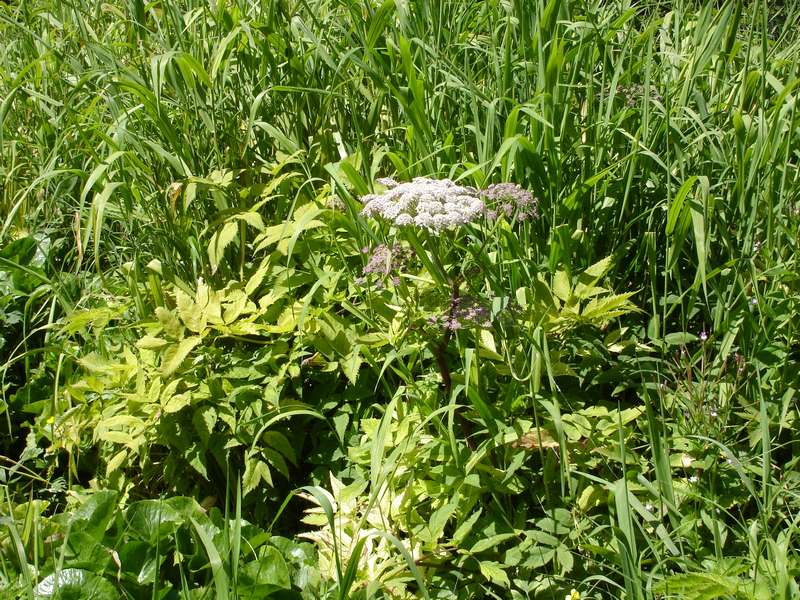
[1,0,799,598]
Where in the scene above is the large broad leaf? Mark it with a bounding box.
[237,546,293,597]
[69,491,118,541]
[118,541,161,585]
[33,569,117,600]
[62,531,113,570]
[126,499,185,543]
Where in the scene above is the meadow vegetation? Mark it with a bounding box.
[1,0,800,597]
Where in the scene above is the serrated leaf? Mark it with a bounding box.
[106,449,128,475]
[262,447,290,479]
[96,430,136,448]
[425,497,459,543]
[176,288,206,333]
[452,509,482,546]
[186,445,209,479]
[342,345,362,385]
[652,572,740,599]
[192,406,217,444]
[581,255,613,281]
[136,336,169,350]
[581,292,636,321]
[245,259,270,296]
[208,221,238,274]
[222,289,251,323]
[235,211,265,231]
[552,270,571,302]
[469,533,517,554]
[243,456,273,496]
[556,544,574,573]
[478,560,510,587]
[162,393,191,413]
[261,431,297,465]
[155,306,183,339]
[526,530,559,547]
[161,336,202,376]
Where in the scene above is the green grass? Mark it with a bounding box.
[1,0,799,598]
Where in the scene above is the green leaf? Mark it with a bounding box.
[652,572,741,599]
[95,430,137,448]
[238,546,292,593]
[118,541,161,585]
[342,345,362,385]
[235,211,266,231]
[161,335,202,376]
[552,270,571,302]
[208,221,238,274]
[186,444,210,480]
[136,335,169,350]
[156,306,184,338]
[478,560,510,588]
[664,332,698,346]
[243,456,273,496]
[127,500,184,542]
[261,431,297,466]
[192,406,218,444]
[106,449,128,475]
[33,569,117,600]
[556,544,574,573]
[191,516,229,600]
[581,292,637,321]
[579,255,613,284]
[70,491,118,541]
[469,533,517,554]
[162,393,191,413]
[666,176,697,235]
[452,509,482,546]
[689,191,708,294]
[423,496,459,544]
[176,288,207,333]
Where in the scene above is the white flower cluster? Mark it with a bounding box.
[361,177,484,231]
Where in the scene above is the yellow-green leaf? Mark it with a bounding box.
[176,288,207,333]
[582,255,613,281]
[161,336,202,376]
[156,307,183,338]
[136,336,169,350]
[208,221,238,274]
[478,561,510,588]
[552,270,571,302]
[106,449,128,475]
[163,393,191,413]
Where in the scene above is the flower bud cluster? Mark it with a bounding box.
[481,183,539,222]
[356,243,410,287]
[427,296,492,330]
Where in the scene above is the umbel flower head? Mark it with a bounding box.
[361,177,538,230]
[361,177,484,231]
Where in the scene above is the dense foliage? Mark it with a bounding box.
[1,0,799,598]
